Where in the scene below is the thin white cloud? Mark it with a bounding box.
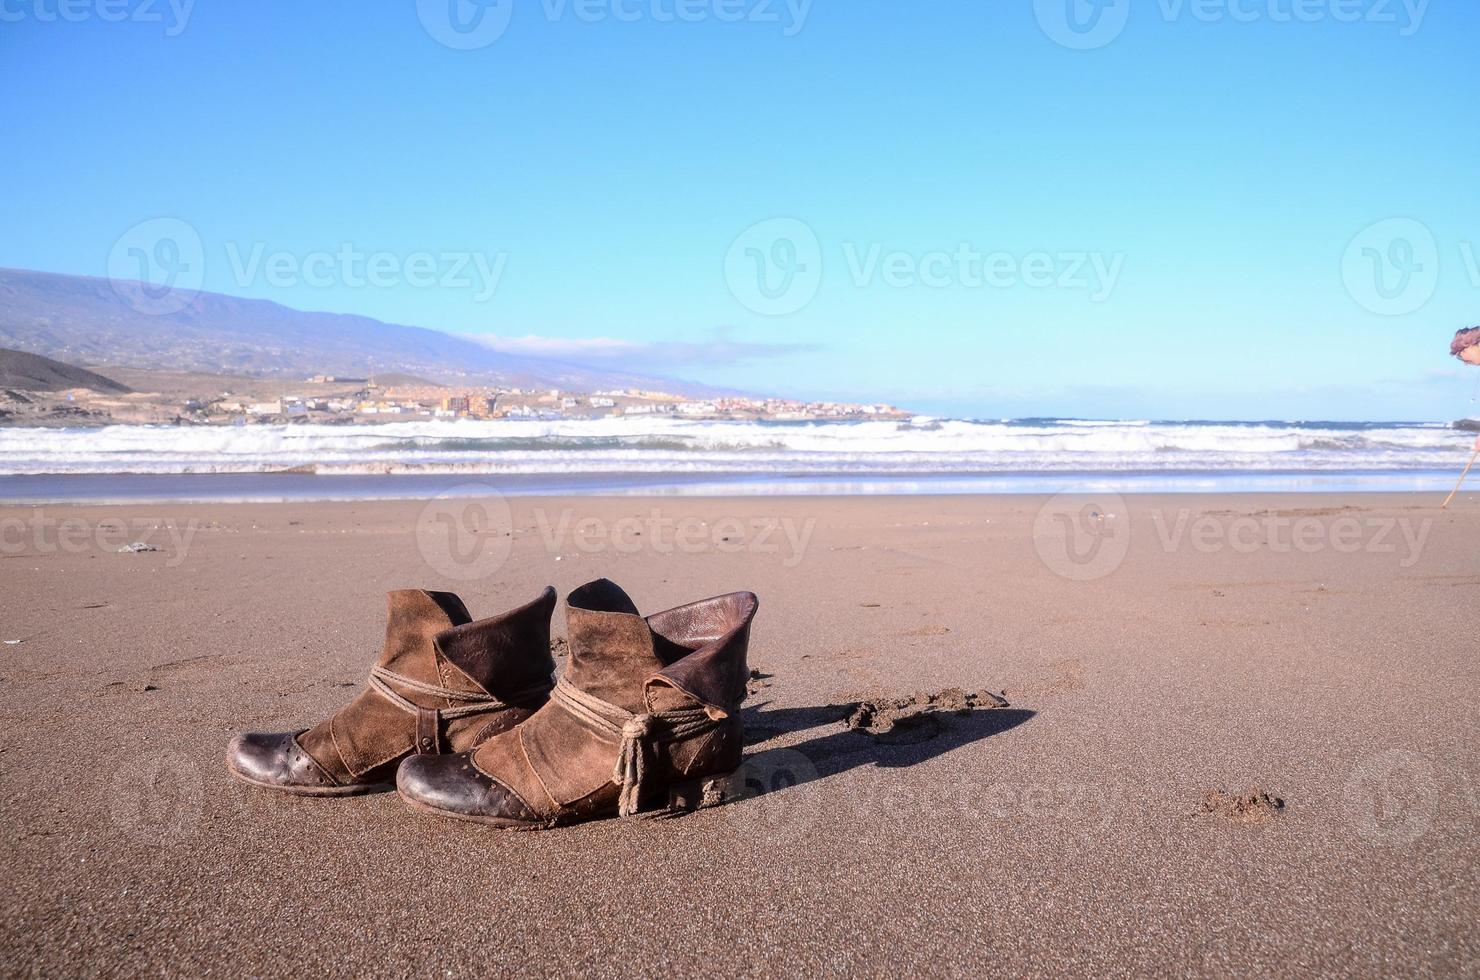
[462,332,820,366]
[472,335,644,358]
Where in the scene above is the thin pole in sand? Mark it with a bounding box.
[1442,448,1479,509]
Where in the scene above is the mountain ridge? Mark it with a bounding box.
[0,346,131,393]
[0,267,726,395]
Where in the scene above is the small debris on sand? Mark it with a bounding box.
[837,688,1010,744]
[746,668,774,695]
[1202,788,1285,824]
[117,542,159,554]
[550,636,569,658]
[900,625,951,637]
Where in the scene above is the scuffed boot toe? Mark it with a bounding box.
[226,731,361,796]
[396,752,544,828]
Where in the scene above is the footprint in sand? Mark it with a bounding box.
[1201,788,1285,824]
[898,625,951,638]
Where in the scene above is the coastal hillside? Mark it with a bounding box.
[0,267,718,394]
[0,347,130,393]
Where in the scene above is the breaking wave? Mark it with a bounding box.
[0,417,1470,477]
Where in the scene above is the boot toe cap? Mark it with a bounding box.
[226,731,338,792]
[397,753,540,825]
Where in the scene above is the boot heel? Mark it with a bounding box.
[649,769,740,817]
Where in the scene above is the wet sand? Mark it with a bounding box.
[1,493,1476,976]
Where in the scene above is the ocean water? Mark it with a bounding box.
[0,417,1474,501]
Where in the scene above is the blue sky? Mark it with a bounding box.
[2,0,1477,419]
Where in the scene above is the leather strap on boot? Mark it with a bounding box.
[550,676,720,817]
[367,666,553,753]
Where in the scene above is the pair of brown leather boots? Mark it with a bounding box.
[226,579,758,829]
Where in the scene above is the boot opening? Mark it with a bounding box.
[423,591,473,627]
[649,592,759,656]
[568,578,639,616]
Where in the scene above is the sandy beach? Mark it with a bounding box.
[2,491,1476,976]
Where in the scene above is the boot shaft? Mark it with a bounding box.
[375,589,472,692]
[369,587,557,707]
[564,579,757,716]
[563,579,666,713]
[439,586,557,703]
[644,591,757,718]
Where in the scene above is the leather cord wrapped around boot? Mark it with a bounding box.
[549,676,720,817]
[226,586,556,796]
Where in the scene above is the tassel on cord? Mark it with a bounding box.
[613,715,653,817]
[550,677,718,817]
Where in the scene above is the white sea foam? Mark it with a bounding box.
[0,418,1469,476]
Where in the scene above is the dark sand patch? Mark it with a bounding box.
[837,688,1011,745]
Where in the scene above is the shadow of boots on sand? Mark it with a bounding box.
[685,698,1037,812]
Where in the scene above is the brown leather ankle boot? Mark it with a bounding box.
[396,578,758,828]
[227,586,556,796]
